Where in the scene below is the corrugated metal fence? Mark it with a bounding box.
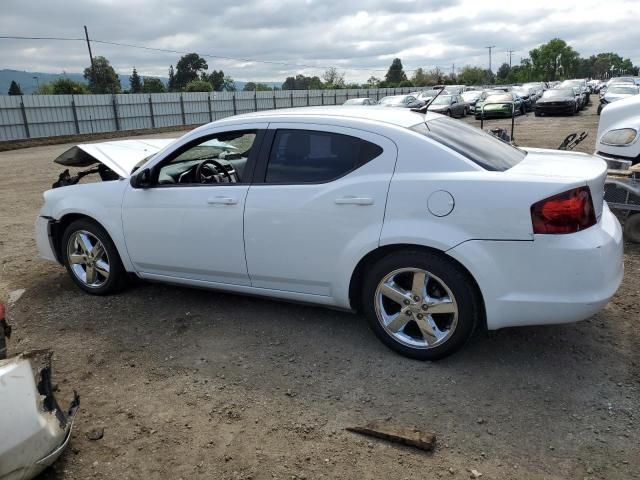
[0,87,415,141]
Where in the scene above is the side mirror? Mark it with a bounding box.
[130,168,152,189]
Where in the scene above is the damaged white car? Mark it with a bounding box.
[0,304,79,480]
[36,108,623,359]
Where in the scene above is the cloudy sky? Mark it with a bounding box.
[1,0,639,83]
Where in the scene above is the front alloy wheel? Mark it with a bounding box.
[362,250,481,360]
[67,230,110,288]
[62,219,127,295]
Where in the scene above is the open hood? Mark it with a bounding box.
[53,139,177,178]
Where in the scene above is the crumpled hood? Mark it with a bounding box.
[53,139,177,178]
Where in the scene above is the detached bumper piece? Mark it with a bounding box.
[0,350,80,480]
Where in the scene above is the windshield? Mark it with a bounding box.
[608,86,639,94]
[344,98,366,105]
[419,90,441,97]
[411,117,526,171]
[431,95,452,105]
[512,88,528,96]
[485,94,512,102]
[462,91,481,101]
[543,89,573,98]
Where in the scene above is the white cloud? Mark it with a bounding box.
[0,0,638,83]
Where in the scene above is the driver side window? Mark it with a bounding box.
[157,130,257,185]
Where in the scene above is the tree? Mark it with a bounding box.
[129,67,142,93]
[83,56,121,93]
[35,78,88,95]
[223,75,236,92]
[496,63,511,82]
[141,77,166,93]
[366,76,381,88]
[384,58,408,86]
[281,74,323,90]
[167,65,177,92]
[398,80,414,88]
[322,67,345,89]
[243,82,273,91]
[175,53,208,90]
[456,66,492,86]
[529,38,579,81]
[206,70,225,91]
[185,79,213,92]
[8,80,22,95]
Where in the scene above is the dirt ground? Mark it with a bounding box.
[1,101,638,480]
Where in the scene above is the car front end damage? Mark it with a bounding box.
[0,305,80,480]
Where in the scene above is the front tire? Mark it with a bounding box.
[361,250,481,360]
[61,219,127,295]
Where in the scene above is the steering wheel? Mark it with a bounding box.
[195,159,234,184]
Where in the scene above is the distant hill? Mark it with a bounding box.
[0,69,281,94]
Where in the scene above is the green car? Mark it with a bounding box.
[475,92,524,119]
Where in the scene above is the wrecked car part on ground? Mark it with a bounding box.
[0,304,80,480]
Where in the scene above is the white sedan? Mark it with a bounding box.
[36,107,624,359]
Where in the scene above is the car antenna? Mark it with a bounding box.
[413,86,446,114]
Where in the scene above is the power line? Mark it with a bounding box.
[0,34,434,73]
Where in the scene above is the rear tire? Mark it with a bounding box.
[624,213,640,244]
[534,111,541,117]
[61,219,128,295]
[361,250,481,360]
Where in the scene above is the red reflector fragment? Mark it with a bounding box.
[531,186,596,234]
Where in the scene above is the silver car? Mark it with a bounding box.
[343,98,377,106]
[598,84,640,114]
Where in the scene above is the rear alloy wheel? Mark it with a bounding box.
[362,250,481,360]
[62,219,127,295]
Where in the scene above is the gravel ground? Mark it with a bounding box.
[0,100,638,480]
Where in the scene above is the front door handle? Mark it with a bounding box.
[207,196,238,205]
[334,196,374,206]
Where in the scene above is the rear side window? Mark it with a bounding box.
[412,117,526,171]
[265,129,383,183]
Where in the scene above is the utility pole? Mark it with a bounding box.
[485,45,495,73]
[451,63,455,78]
[84,25,96,87]
[507,50,515,68]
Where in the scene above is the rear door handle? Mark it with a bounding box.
[207,196,238,205]
[334,196,374,206]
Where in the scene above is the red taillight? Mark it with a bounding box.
[531,186,596,234]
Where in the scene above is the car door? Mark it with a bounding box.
[452,95,463,116]
[244,124,398,297]
[121,125,267,285]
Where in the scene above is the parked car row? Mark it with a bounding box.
[343,76,639,119]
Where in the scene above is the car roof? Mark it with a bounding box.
[213,106,432,129]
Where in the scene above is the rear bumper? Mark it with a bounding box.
[447,206,624,329]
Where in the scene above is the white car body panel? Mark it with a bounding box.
[0,354,79,480]
[54,139,176,178]
[244,123,398,301]
[36,107,624,330]
[596,94,640,161]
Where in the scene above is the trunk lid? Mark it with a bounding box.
[54,139,176,178]
[511,148,607,220]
